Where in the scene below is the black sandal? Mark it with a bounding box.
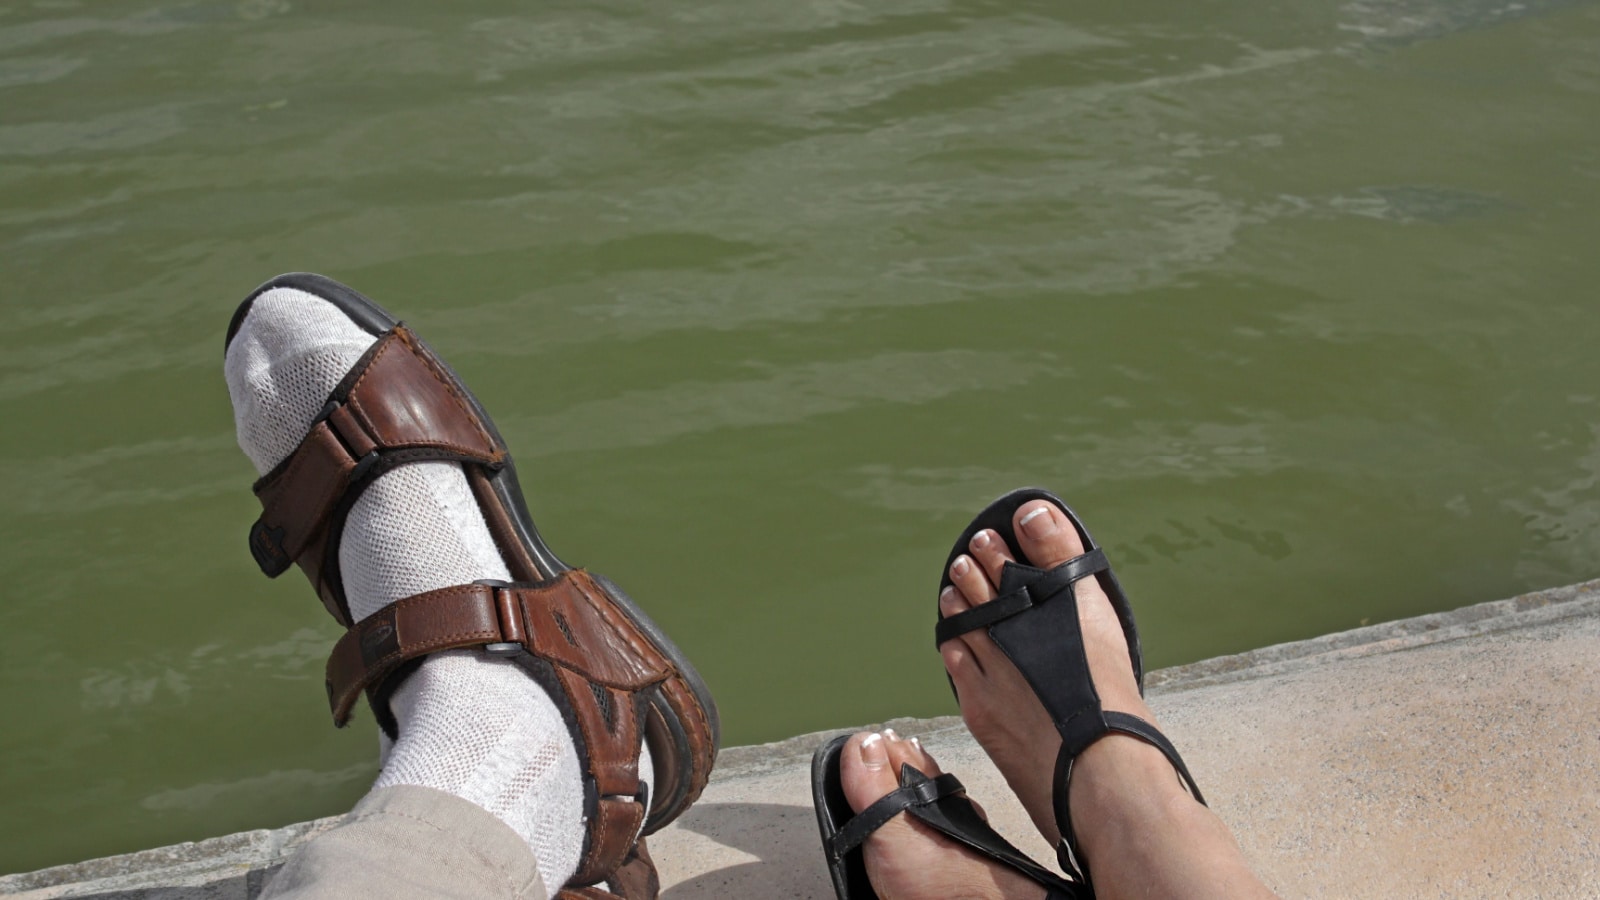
[935,487,1206,892]
[811,734,1084,899]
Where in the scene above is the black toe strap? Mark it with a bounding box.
[828,766,964,860]
[829,763,1084,898]
[934,549,1108,646]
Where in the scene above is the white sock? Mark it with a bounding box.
[226,286,652,891]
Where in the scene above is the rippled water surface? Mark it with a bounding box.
[4,0,1599,873]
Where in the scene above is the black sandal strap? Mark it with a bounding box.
[1101,712,1205,804]
[934,548,1108,645]
[828,767,964,860]
[1052,712,1207,885]
[896,767,1082,897]
[813,736,1085,899]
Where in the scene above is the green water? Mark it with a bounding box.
[4,0,1600,874]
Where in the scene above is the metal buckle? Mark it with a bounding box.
[475,580,526,656]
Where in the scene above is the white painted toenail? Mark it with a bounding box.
[860,733,887,768]
[952,557,970,578]
[1019,506,1057,539]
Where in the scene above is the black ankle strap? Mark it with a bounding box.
[1052,712,1208,885]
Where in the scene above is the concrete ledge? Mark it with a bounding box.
[8,581,1600,898]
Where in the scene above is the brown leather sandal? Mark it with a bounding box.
[228,273,719,895]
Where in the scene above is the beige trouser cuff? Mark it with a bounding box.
[261,784,548,900]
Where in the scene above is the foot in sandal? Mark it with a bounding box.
[816,729,1074,899]
[938,488,1276,899]
[225,274,717,898]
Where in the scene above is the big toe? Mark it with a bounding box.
[840,732,905,813]
[1012,500,1087,569]
[224,286,377,474]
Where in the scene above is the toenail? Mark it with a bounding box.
[952,557,970,578]
[1019,506,1058,539]
[971,531,992,551]
[860,733,887,769]
[908,736,921,750]
[882,728,900,741]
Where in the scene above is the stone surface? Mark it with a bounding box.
[6,580,1599,899]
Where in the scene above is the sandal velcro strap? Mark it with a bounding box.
[934,548,1107,646]
[326,571,673,727]
[327,569,675,885]
[249,326,506,624]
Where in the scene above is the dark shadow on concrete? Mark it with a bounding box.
[661,801,831,900]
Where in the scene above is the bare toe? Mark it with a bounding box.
[1011,501,1085,568]
[948,553,996,605]
[839,731,906,812]
[967,528,1016,584]
[938,587,987,682]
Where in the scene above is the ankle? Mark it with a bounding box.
[378,651,587,890]
[1068,735,1197,843]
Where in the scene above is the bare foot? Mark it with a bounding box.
[939,500,1183,848]
[837,730,1047,900]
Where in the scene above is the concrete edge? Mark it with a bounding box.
[1143,576,1600,693]
[713,576,1600,776]
[7,578,1599,893]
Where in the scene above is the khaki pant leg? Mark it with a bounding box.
[261,785,548,900]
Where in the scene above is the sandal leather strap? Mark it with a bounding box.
[829,764,1083,897]
[556,837,660,899]
[828,767,963,860]
[327,570,672,886]
[933,549,1107,646]
[248,326,505,625]
[1052,711,1207,886]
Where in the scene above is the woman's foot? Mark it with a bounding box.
[837,730,1047,900]
[940,499,1277,900]
[939,499,1181,846]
